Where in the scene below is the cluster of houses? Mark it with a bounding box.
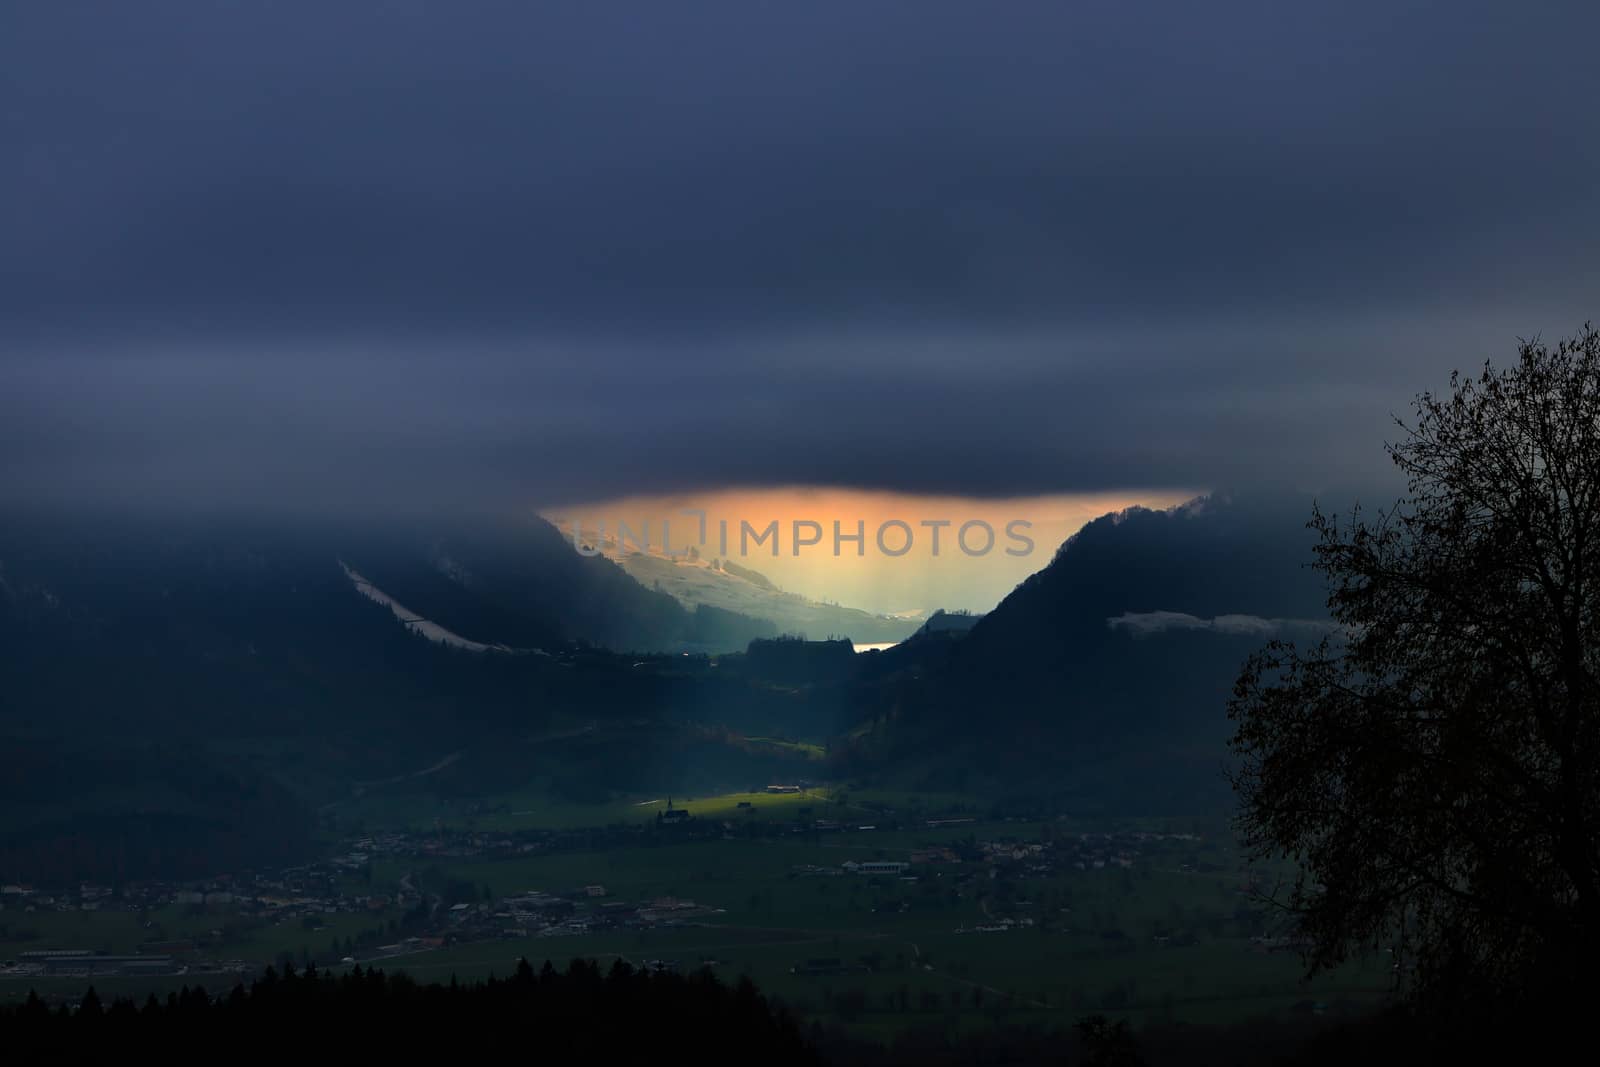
[439,887,725,944]
[2,883,119,912]
[954,917,1037,934]
[776,828,1211,889]
[972,829,1207,878]
[2,860,418,920]
[790,861,914,878]
[1,876,731,981]
[0,945,259,981]
[0,949,240,980]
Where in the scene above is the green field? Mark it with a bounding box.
[328,785,866,835]
[744,738,827,761]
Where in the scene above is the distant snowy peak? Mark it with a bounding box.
[582,538,917,645]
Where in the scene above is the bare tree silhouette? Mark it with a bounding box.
[1231,324,1600,1014]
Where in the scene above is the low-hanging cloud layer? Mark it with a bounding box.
[5,2,1599,514]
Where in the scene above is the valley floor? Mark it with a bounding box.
[0,788,1390,1037]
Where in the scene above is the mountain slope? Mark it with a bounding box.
[0,515,814,880]
[838,495,1331,809]
[338,516,776,653]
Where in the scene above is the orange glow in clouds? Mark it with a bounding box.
[543,487,1196,616]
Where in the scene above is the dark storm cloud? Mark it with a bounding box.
[4,1,1598,512]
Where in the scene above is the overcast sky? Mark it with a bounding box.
[4,1,1598,516]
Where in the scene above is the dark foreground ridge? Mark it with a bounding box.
[0,958,816,1062]
[4,959,1592,1066]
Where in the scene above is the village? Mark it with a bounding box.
[2,807,1224,989]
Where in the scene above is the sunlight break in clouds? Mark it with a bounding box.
[544,487,1197,615]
